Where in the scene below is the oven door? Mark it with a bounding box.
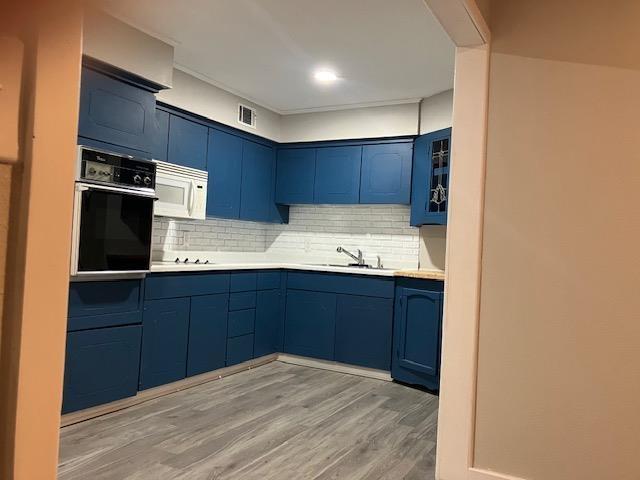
[71,182,155,276]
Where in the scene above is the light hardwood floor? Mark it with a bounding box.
[58,362,439,480]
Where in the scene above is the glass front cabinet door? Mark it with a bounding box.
[410,127,451,226]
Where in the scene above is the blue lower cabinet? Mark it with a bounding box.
[139,297,190,390]
[187,294,228,377]
[68,279,141,318]
[334,295,393,371]
[284,290,337,360]
[62,325,142,413]
[392,283,443,391]
[254,289,284,357]
[228,309,255,337]
[227,334,254,366]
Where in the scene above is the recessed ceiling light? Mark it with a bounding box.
[314,69,338,83]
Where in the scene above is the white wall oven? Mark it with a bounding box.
[70,146,156,277]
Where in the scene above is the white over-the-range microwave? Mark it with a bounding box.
[154,160,208,220]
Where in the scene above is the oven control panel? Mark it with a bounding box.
[79,146,156,190]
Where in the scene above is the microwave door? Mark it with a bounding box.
[155,176,192,218]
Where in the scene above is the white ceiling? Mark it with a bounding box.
[98,0,455,114]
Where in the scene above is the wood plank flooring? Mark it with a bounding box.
[58,362,438,480]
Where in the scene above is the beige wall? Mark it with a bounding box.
[473,1,640,479]
[419,89,453,134]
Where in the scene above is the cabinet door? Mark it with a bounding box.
[392,288,442,390]
[187,294,228,377]
[284,290,336,360]
[167,115,208,170]
[62,325,142,413]
[240,141,276,221]
[360,142,413,204]
[78,68,156,153]
[206,128,243,219]
[227,334,254,366]
[275,148,316,204]
[139,297,190,389]
[314,146,362,204]
[150,108,169,161]
[254,289,284,357]
[410,128,451,225]
[334,295,393,370]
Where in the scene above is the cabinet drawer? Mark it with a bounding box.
[257,271,282,290]
[229,291,256,311]
[67,310,142,332]
[228,309,255,338]
[68,280,141,318]
[226,334,254,366]
[230,272,258,292]
[286,272,394,298]
[144,273,230,299]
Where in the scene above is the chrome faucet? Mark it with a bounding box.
[337,246,364,266]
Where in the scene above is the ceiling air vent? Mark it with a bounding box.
[238,104,256,128]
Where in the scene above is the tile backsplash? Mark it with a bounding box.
[153,205,420,268]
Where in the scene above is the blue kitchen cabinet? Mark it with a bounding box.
[206,128,243,219]
[275,148,316,204]
[254,289,284,357]
[227,334,254,366]
[150,108,169,161]
[360,142,413,204]
[410,128,451,225]
[240,141,277,221]
[167,114,208,170]
[392,281,444,390]
[139,297,190,390]
[62,325,142,413]
[78,67,156,154]
[334,294,393,371]
[284,290,337,360]
[314,146,362,204]
[187,294,228,377]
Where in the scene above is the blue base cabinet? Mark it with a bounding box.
[139,297,190,390]
[187,294,228,377]
[392,279,444,391]
[254,289,284,357]
[410,128,451,226]
[62,325,142,414]
[334,294,393,370]
[284,290,337,360]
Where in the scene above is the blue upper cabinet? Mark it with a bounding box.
[314,146,362,204]
[240,141,277,221]
[275,148,316,204]
[167,114,208,170]
[360,142,413,204]
[410,128,451,226]
[78,67,156,154]
[150,108,169,161]
[392,282,443,391]
[206,128,243,219]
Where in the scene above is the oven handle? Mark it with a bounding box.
[76,182,157,199]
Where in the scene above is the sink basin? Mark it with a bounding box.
[308,263,392,271]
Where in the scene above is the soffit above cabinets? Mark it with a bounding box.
[94,0,455,114]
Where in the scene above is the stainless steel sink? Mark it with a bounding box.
[308,263,392,271]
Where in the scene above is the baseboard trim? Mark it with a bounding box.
[276,354,392,381]
[60,353,278,427]
[469,467,528,480]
